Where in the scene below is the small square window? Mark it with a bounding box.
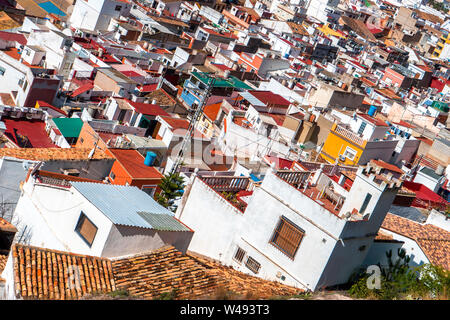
[75,212,97,247]
[110,171,116,180]
[0,66,5,76]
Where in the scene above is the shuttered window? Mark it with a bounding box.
[233,246,246,263]
[270,216,304,259]
[245,256,261,274]
[75,212,97,247]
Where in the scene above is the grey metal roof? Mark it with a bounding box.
[137,212,190,231]
[389,205,427,223]
[420,167,443,181]
[71,182,179,229]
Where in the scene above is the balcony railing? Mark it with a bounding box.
[200,176,250,192]
[276,171,310,188]
[334,124,365,147]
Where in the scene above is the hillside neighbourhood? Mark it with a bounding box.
[0,0,448,301]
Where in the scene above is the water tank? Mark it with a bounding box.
[435,165,445,176]
[144,151,157,166]
[368,105,377,117]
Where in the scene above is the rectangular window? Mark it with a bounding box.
[142,185,157,197]
[245,256,261,274]
[270,216,304,259]
[75,212,97,247]
[343,146,357,161]
[0,66,5,76]
[360,193,372,214]
[109,171,115,180]
[358,121,367,135]
[233,246,246,263]
[115,5,122,11]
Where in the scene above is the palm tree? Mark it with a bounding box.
[156,173,185,212]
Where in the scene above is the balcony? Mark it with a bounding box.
[275,170,346,216]
[199,176,251,212]
[332,123,366,147]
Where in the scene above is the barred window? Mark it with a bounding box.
[245,256,261,274]
[270,216,304,259]
[233,246,246,263]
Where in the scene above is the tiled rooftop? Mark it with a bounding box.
[11,244,116,300]
[381,213,450,270]
[111,246,300,299]
[8,245,300,299]
[3,118,58,148]
[0,217,18,233]
[0,148,114,161]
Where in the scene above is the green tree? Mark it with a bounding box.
[156,173,185,212]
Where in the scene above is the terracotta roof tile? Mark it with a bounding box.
[11,244,116,300]
[381,213,450,270]
[108,149,163,179]
[111,246,300,299]
[0,148,114,161]
[0,217,17,233]
[9,244,301,299]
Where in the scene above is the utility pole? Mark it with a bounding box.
[170,74,217,174]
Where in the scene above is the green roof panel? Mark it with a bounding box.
[52,118,84,138]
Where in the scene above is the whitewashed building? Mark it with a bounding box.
[69,0,132,32]
[176,162,402,291]
[11,170,193,258]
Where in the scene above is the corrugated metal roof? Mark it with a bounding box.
[71,182,173,229]
[137,212,190,231]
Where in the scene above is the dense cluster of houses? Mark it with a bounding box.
[0,0,448,300]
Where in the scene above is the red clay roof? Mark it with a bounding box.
[109,148,163,179]
[392,120,416,129]
[248,91,291,107]
[357,113,388,127]
[36,100,67,116]
[3,118,57,148]
[203,102,221,121]
[126,100,170,117]
[370,159,404,174]
[381,213,450,270]
[71,83,94,97]
[0,31,27,45]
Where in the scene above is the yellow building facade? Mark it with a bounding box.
[320,123,367,165]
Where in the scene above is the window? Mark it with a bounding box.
[343,146,357,161]
[142,185,157,197]
[233,246,246,263]
[75,212,98,247]
[0,66,5,76]
[22,80,28,91]
[245,256,261,274]
[79,137,84,144]
[109,171,116,180]
[360,193,372,215]
[115,5,122,11]
[357,121,367,135]
[269,216,304,259]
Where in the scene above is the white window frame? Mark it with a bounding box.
[141,185,157,197]
[343,146,357,161]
